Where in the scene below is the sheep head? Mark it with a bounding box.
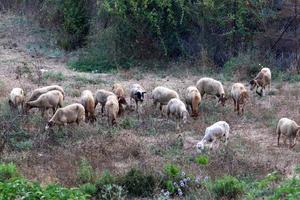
[217,94,227,106]
[134,91,146,102]
[249,80,257,90]
[181,110,188,124]
[118,96,127,106]
[196,141,205,153]
[45,121,54,130]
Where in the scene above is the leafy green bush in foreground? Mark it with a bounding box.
[0,163,89,200]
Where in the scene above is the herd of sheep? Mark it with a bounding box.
[7,66,300,152]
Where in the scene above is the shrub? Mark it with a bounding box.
[0,163,20,182]
[121,168,156,197]
[195,155,209,165]
[269,177,300,200]
[76,158,95,184]
[43,71,65,82]
[164,164,180,178]
[95,170,115,187]
[80,183,97,195]
[96,184,126,200]
[212,175,245,199]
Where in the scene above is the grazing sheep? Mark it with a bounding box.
[196,121,230,152]
[105,94,119,125]
[112,83,127,113]
[45,103,85,130]
[230,83,249,115]
[184,86,201,117]
[80,90,96,123]
[25,90,63,117]
[166,98,189,131]
[129,83,146,114]
[28,85,64,101]
[196,77,227,106]
[94,89,127,115]
[152,86,179,111]
[276,118,300,149]
[9,88,25,113]
[249,67,271,96]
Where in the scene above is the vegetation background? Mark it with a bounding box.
[0,0,300,199]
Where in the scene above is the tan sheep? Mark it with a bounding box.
[9,88,25,113]
[184,86,201,117]
[112,83,127,114]
[80,90,96,123]
[196,77,227,106]
[152,86,179,111]
[230,83,249,115]
[94,89,127,115]
[45,103,85,130]
[25,90,63,117]
[249,67,271,96]
[28,85,64,101]
[105,94,119,125]
[276,117,300,149]
[166,98,189,131]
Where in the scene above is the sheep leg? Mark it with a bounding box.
[237,100,240,115]
[233,98,237,112]
[289,137,296,149]
[176,118,180,131]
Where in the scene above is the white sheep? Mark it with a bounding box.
[152,86,179,111]
[276,117,300,149]
[45,103,85,130]
[196,77,227,106]
[25,90,64,117]
[129,83,146,115]
[230,83,249,115]
[80,90,96,123]
[28,85,64,101]
[166,98,189,131]
[184,86,201,117]
[8,88,25,113]
[249,67,271,96]
[105,94,119,125]
[196,121,230,152]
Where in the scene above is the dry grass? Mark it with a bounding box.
[0,13,299,192]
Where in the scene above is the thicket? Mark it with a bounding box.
[3,0,293,73]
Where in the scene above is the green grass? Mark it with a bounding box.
[43,71,65,82]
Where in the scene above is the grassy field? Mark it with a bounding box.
[0,14,300,199]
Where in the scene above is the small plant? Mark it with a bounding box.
[43,71,65,81]
[96,170,115,187]
[212,175,245,199]
[121,168,156,197]
[195,155,209,165]
[80,183,97,195]
[120,117,137,129]
[96,184,126,200]
[0,163,20,182]
[295,164,300,174]
[75,76,98,84]
[164,164,180,177]
[76,158,95,184]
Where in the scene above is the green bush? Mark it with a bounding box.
[95,170,115,187]
[212,175,245,199]
[164,164,180,178]
[269,177,300,200]
[0,163,89,199]
[121,168,156,197]
[0,163,20,182]
[80,183,97,195]
[76,159,95,184]
[195,155,209,165]
[96,184,126,200]
[43,71,65,82]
